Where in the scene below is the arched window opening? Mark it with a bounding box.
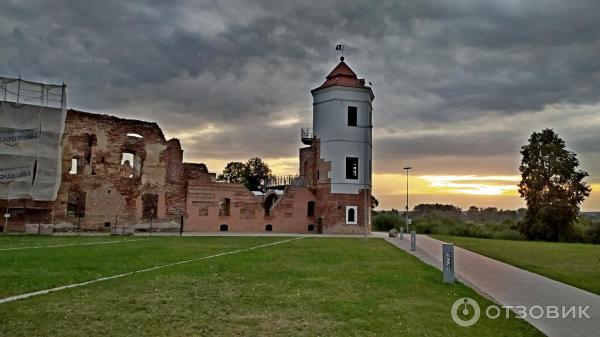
[220,224,228,231]
[264,193,279,216]
[346,206,357,224]
[348,208,355,222]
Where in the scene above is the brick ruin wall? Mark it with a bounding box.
[184,164,317,233]
[1,109,186,232]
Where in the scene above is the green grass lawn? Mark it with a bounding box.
[432,234,600,295]
[0,235,542,336]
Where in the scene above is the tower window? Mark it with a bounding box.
[346,206,358,224]
[346,157,359,180]
[348,106,357,127]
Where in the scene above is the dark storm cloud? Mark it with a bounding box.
[1,0,599,175]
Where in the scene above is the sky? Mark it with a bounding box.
[1,0,599,211]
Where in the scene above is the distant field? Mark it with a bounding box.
[432,235,600,295]
[0,235,542,336]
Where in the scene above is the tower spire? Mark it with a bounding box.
[335,43,344,61]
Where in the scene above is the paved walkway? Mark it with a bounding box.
[385,234,600,337]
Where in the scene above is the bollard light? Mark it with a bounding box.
[442,243,455,283]
[410,231,416,251]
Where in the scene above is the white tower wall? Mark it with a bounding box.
[312,86,373,194]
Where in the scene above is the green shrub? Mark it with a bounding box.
[586,222,600,244]
[379,211,595,243]
[411,214,525,241]
[372,213,403,231]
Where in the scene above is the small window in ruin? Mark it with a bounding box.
[308,224,315,231]
[265,224,272,232]
[219,198,231,216]
[69,158,78,174]
[121,152,135,178]
[307,201,315,217]
[220,224,229,231]
[127,133,144,138]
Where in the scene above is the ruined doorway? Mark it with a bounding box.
[264,193,278,216]
[142,193,158,219]
[67,190,86,218]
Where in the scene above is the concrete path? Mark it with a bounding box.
[385,234,600,337]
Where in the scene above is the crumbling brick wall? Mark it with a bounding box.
[184,164,316,233]
[164,139,186,218]
[50,109,185,231]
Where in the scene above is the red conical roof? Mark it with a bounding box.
[313,57,369,91]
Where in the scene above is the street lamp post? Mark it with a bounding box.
[403,167,412,232]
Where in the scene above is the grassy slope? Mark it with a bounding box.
[0,236,542,337]
[432,234,600,295]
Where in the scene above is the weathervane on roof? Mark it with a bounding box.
[335,43,344,61]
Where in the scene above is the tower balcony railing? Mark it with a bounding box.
[301,127,313,145]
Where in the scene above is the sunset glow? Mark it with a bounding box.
[419,175,519,196]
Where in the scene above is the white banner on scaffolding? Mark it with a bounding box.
[0,101,66,201]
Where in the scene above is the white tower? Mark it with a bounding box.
[309,56,374,233]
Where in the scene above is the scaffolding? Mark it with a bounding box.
[0,76,66,109]
[1,76,67,232]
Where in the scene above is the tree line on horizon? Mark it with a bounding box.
[375,128,596,243]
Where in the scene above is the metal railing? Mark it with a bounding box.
[301,128,313,145]
[0,76,66,109]
[264,175,308,188]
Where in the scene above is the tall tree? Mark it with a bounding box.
[216,158,273,191]
[216,162,246,183]
[243,157,273,191]
[518,129,591,241]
